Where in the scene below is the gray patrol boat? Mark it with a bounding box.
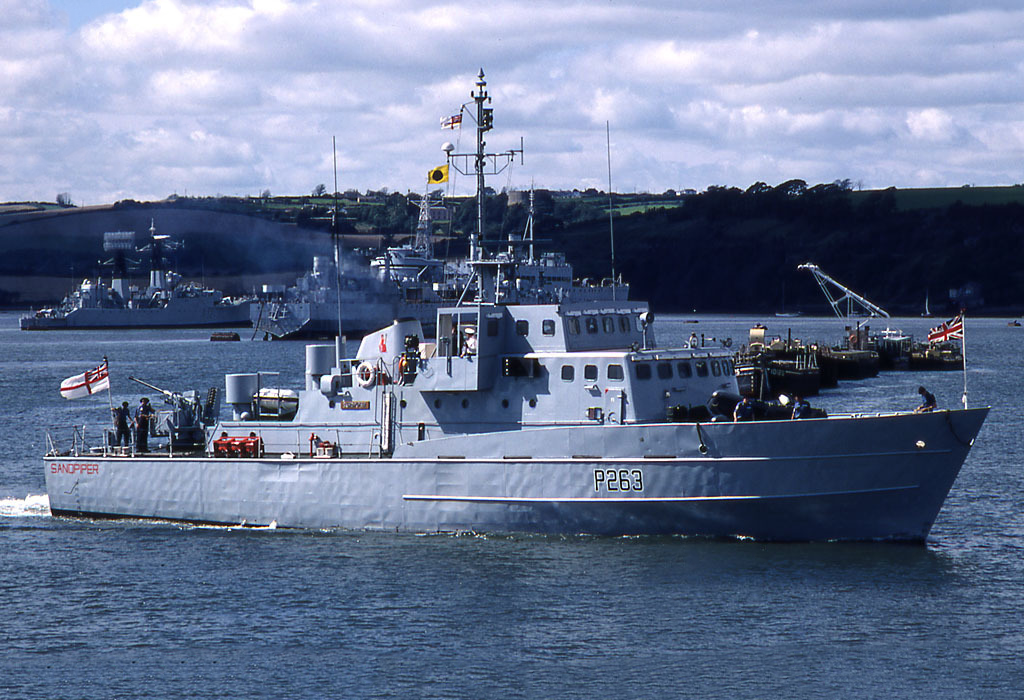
[43,72,988,540]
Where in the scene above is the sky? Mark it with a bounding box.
[3,0,1024,204]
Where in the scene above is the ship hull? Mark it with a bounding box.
[45,408,988,541]
[21,302,251,330]
[252,300,438,340]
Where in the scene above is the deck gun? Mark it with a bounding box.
[129,376,220,447]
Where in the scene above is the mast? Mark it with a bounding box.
[473,70,490,262]
[412,187,434,257]
[606,121,617,301]
[148,219,165,291]
[445,69,523,297]
[332,136,345,363]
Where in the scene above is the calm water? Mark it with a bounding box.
[2,311,1022,699]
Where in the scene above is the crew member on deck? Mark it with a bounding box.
[734,396,755,421]
[461,326,477,356]
[914,386,937,413]
[112,401,132,446]
[135,397,156,452]
[791,395,812,419]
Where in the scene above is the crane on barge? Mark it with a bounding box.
[798,263,890,318]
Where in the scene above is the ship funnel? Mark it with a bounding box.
[225,374,259,419]
[305,344,335,391]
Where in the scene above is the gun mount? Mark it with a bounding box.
[129,375,221,448]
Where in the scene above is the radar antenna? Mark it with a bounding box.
[444,69,523,262]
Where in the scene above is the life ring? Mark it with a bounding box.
[398,356,408,375]
[355,361,377,388]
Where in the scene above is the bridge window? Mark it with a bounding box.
[542,319,556,336]
[711,360,722,377]
[657,362,672,380]
[584,364,598,381]
[603,317,615,333]
[695,361,708,377]
[677,361,692,378]
[619,316,630,333]
[607,364,624,381]
[635,363,652,380]
[486,318,499,336]
[569,318,580,334]
[515,320,529,336]
[585,317,598,334]
[561,365,575,382]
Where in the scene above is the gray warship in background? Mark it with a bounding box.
[249,194,466,340]
[21,220,251,330]
[251,161,626,341]
[43,71,987,541]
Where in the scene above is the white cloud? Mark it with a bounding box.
[906,108,959,142]
[3,0,1024,203]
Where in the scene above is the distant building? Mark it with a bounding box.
[948,282,984,309]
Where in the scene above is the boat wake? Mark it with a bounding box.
[0,493,51,518]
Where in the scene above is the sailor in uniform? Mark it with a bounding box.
[461,326,477,356]
[135,397,156,452]
[914,386,937,413]
[112,401,132,446]
[733,396,755,421]
[791,395,812,419]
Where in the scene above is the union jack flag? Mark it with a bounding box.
[928,313,964,343]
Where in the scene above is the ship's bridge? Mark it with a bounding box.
[434,300,649,357]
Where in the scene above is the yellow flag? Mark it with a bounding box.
[427,164,449,184]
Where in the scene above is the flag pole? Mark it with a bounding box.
[960,311,968,408]
[104,357,116,430]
